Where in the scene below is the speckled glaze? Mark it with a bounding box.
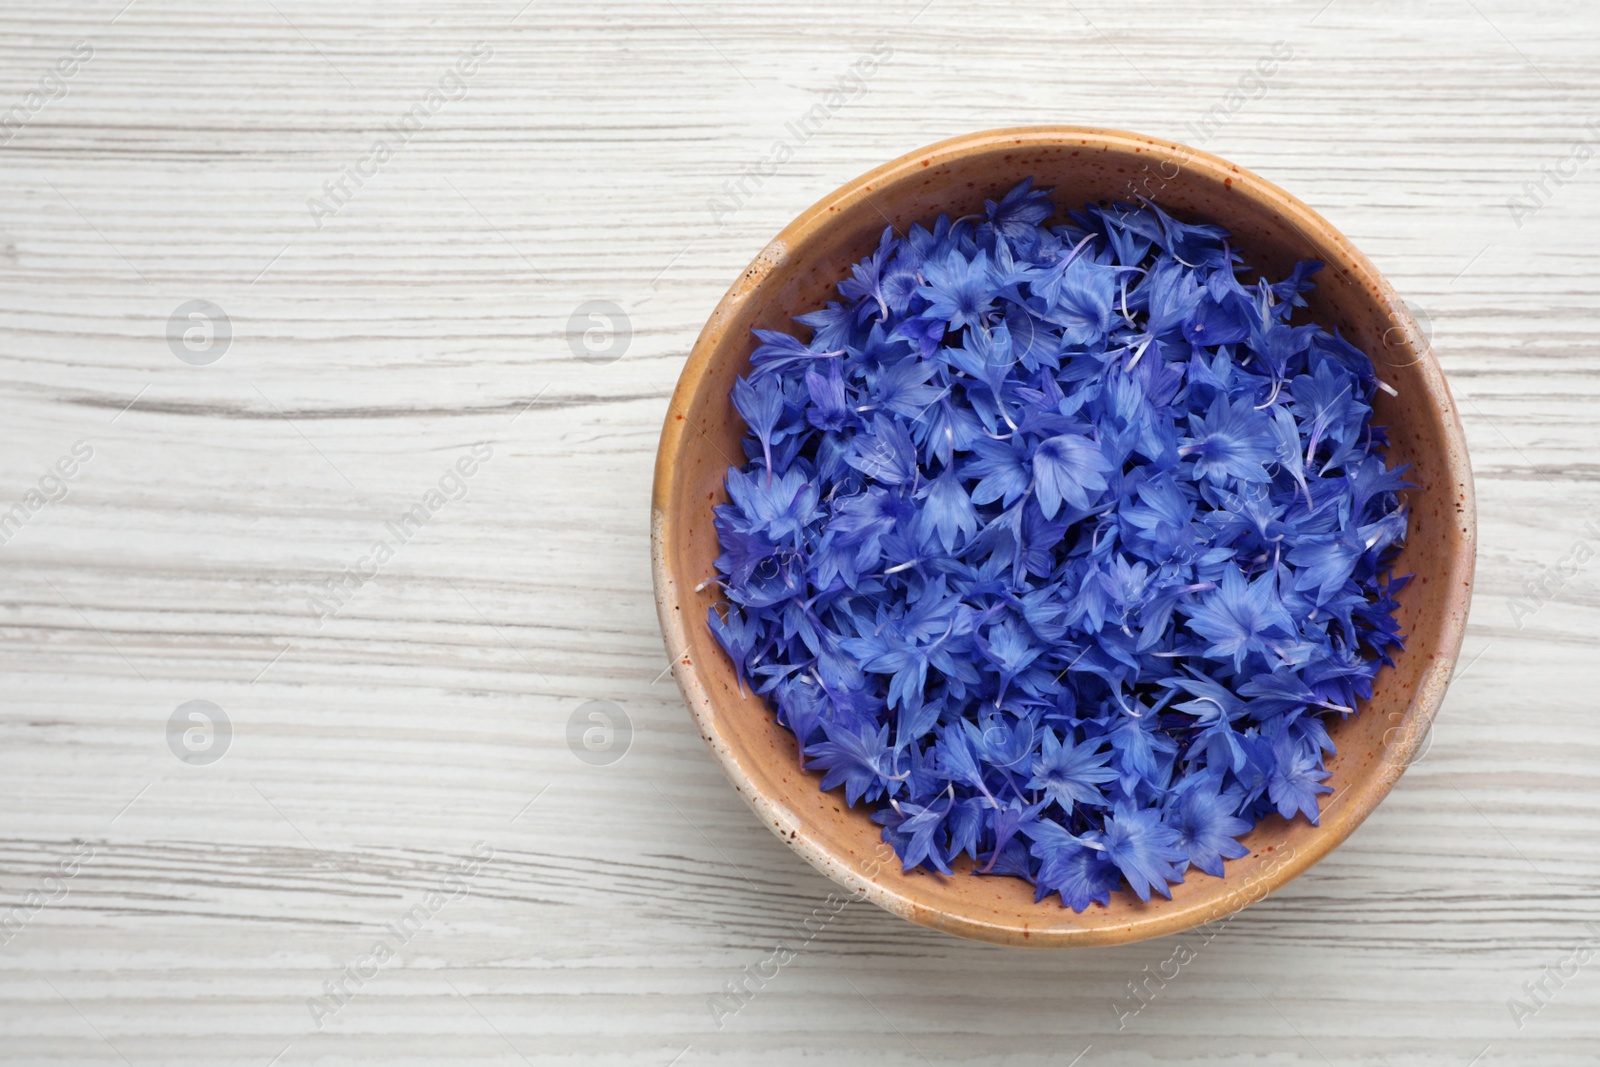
[651,127,1476,947]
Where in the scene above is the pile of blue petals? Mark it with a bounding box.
[708,181,1409,910]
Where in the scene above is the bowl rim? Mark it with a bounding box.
[651,125,1477,946]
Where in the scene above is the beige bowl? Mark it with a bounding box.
[651,127,1475,947]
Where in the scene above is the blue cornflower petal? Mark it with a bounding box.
[1170,776,1253,877]
[1101,803,1189,902]
[1027,729,1116,815]
[1032,433,1113,518]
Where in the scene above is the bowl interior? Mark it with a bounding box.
[653,128,1474,946]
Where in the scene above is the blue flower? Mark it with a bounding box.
[804,359,854,433]
[804,715,898,807]
[982,176,1054,247]
[1100,803,1189,902]
[917,247,996,331]
[1170,777,1252,877]
[873,357,947,421]
[722,466,818,546]
[966,436,1032,507]
[1032,433,1112,518]
[1026,819,1119,910]
[846,415,918,486]
[1267,727,1332,824]
[914,465,978,552]
[877,795,955,874]
[1183,566,1297,671]
[1028,729,1116,815]
[732,373,787,479]
[1039,252,1117,346]
[839,227,898,322]
[1291,360,1365,471]
[1179,395,1277,486]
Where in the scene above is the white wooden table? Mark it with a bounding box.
[1,1,1596,1063]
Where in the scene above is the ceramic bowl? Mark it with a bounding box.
[651,127,1475,947]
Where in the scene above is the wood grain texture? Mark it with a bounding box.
[0,0,1595,1063]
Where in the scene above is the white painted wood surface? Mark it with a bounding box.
[1,0,1596,1063]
